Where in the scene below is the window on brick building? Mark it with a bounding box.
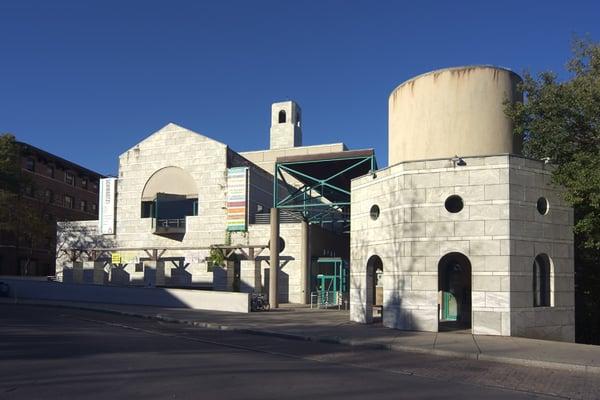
[44,189,54,203]
[80,200,87,212]
[25,158,35,172]
[65,172,75,186]
[64,195,74,209]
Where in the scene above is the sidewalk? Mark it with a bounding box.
[3,298,600,374]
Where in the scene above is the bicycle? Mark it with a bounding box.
[250,293,270,312]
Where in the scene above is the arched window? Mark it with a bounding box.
[366,255,383,322]
[278,110,287,123]
[438,252,472,329]
[533,254,552,307]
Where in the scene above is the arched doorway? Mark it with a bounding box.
[438,252,471,331]
[366,255,383,323]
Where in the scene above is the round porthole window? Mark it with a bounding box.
[370,205,380,220]
[537,197,549,215]
[444,195,464,213]
[267,237,285,253]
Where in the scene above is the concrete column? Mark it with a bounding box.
[143,261,165,287]
[300,219,310,304]
[269,208,280,308]
[72,262,84,284]
[82,262,95,284]
[156,261,166,286]
[240,260,261,293]
[62,263,74,283]
[84,261,108,284]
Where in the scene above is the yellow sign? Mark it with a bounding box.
[111,253,122,264]
[120,251,137,264]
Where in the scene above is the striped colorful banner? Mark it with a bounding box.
[226,167,248,231]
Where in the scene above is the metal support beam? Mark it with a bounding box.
[269,208,279,309]
[300,219,309,304]
[273,152,376,227]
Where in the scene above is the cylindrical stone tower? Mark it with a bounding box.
[388,66,523,165]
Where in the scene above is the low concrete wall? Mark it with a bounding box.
[0,278,250,313]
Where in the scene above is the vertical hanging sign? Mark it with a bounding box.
[98,177,117,235]
[226,167,248,231]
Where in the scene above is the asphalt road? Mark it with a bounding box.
[0,305,582,399]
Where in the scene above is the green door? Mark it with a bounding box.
[442,291,458,321]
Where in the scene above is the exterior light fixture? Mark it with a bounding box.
[451,155,467,167]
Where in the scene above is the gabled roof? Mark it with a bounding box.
[119,122,227,158]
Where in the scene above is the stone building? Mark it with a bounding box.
[55,66,575,342]
[349,66,575,342]
[56,101,351,304]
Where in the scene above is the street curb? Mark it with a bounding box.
[4,300,599,375]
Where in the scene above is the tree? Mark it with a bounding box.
[0,133,53,275]
[505,38,600,343]
[0,133,21,193]
[505,38,600,249]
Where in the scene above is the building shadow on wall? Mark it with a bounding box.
[351,173,428,331]
[264,268,290,304]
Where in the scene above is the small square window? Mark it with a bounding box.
[65,172,75,186]
[135,264,143,272]
[44,189,54,203]
[64,195,74,209]
[25,158,35,172]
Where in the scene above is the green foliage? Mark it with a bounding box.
[506,38,600,343]
[0,134,53,274]
[0,133,21,193]
[505,38,600,249]
[207,247,226,268]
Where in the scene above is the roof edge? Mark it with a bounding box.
[389,65,522,98]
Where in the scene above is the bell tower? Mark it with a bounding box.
[270,101,302,149]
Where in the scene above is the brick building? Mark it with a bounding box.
[0,141,104,276]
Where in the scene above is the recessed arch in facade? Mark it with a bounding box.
[141,166,198,201]
[140,166,199,234]
[365,255,383,323]
[438,252,472,331]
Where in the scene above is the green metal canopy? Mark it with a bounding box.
[273,149,377,226]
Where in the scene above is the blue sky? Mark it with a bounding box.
[1,0,599,175]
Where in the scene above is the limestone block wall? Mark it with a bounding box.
[507,158,575,341]
[351,156,513,333]
[233,223,303,303]
[55,220,111,279]
[350,154,574,341]
[269,101,302,150]
[116,123,229,250]
[56,219,215,288]
[56,124,270,290]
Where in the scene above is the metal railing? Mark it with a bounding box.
[310,291,348,310]
[152,218,186,233]
[253,212,299,224]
